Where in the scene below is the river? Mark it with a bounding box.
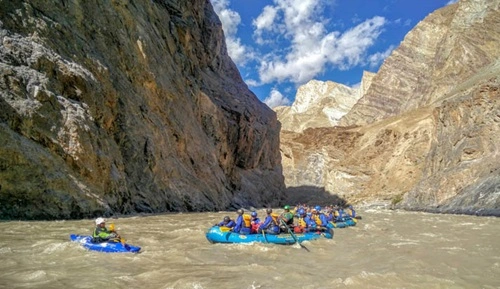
[0,209,499,289]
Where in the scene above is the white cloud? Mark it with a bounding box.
[367,45,395,68]
[253,5,279,44]
[252,0,387,85]
[263,88,291,108]
[212,0,252,66]
[447,0,459,5]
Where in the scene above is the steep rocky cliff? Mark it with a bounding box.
[0,0,285,220]
[278,0,500,215]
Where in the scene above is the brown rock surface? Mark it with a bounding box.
[279,0,500,215]
[0,0,284,219]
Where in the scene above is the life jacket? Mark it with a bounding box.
[243,214,252,228]
[271,213,280,225]
[297,217,307,228]
[313,214,322,225]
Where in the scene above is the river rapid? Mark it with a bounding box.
[0,209,499,289]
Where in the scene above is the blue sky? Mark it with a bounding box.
[212,0,459,108]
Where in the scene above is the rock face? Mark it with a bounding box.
[275,72,374,133]
[278,0,500,215]
[0,0,285,220]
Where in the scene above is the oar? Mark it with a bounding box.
[109,223,126,245]
[280,219,309,252]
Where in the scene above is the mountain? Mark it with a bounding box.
[277,0,500,215]
[275,71,374,133]
[0,0,285,219]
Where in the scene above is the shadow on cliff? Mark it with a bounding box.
[281,186,350,207]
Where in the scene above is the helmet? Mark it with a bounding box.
[315,205,321,212]
[237,209,244,215]
[266,208,272,214]
[283,205,290,210]
[349,205,353,209]
[297,208,305,215]
[95,217,105,225]
[223,216,230,222]
[251,212,257,217]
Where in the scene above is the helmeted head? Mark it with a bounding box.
[223,216,230,222]
[315,205,321,212]
[237,209,244,215]
[95,217,105,225]
[283,205,290,211]
[298,208,305,216]
[266,208,272,214]
[349,205,353,209]
[251,212,257,217]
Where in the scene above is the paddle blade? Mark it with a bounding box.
[219,226,231,232]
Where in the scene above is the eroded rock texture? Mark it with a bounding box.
[278,0,500,215]
[0,0,284,219]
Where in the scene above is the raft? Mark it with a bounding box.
[70,234,141,253]
[205,226,333,245]
[328,217,357,228]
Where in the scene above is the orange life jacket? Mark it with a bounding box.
[243,214,252,228]
[271,213,280,225]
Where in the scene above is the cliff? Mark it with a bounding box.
[278,0,500,215]
[0,0,285,220]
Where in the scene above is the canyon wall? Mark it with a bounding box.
[0,0,285,219]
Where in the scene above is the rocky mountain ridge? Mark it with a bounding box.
[275,71,375,133]
[277,0,500,215]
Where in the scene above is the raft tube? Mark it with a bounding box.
[205,226,333,244]
[328,217,357,229]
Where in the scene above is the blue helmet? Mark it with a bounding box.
[297,208,305,215]
[251,212,257,217]
[315,205,321,212]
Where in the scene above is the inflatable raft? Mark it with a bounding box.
[205,226,333,244]
[70,234,141,253]
[328,217,357,228]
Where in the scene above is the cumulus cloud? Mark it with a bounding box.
[447,0,459,5]
[253,0,387,85]
[263,88,291,108]
[253,5,279,44]
[367,45,395,68]
[212,0,252,66]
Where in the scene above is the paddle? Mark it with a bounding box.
[280,219,309,252]
[109,223,125,245]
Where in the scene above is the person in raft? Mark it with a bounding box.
[216,216,236,229]
[279,205,295,232]
[233,209,252,235]
[258,208,280,235]
[250,211,261,233]
[92,217,120,243]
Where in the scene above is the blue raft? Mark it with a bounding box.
[205,226,333,245]
[328,217,357,228]
[70,234,141,253]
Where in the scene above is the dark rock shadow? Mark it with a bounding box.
[281,186,349,207]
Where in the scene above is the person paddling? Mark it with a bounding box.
[92,218,120,243]
[216,216,236,230]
